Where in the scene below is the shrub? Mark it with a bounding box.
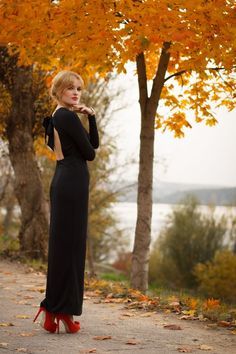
[194,250,236,303]
[112,252,132,276]
[149,195,227,289]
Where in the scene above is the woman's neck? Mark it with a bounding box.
[56,103,73,110]
[52,103,73,116]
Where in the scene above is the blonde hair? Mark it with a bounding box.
[50,70,84,101]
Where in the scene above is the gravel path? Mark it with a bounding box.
[0,259,235,354]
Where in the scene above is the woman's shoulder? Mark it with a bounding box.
[53,107,76,118]
[53,107,78,126]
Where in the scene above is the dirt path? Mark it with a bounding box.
[0,259,235,354]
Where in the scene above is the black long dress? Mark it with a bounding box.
[40,107,99,316]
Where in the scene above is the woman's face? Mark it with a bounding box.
[59,78,83,107]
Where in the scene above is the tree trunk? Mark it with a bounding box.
[130,110,155,291]
[131,43,171,291]
[6,65,48,259]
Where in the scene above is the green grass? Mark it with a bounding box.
[0,234,20,256]
[100,272,128,282]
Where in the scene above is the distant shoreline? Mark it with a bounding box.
[114,180,236,206]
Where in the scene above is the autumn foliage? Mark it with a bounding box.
[194,250,236,303]
[0,1,235,136]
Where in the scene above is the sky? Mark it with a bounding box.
[107,63,236,188]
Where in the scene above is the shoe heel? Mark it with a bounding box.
[62,319,70,333]
[33,307,43,322]
[55,314,80,334]
[56,317,60,334]
[34,306,57,333]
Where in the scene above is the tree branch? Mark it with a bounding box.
[136,52,148,116]
[164,65,236,83]
[148,41,171,116]
[164,70,186,83]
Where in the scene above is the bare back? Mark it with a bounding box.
[52,110,64,161]
[53,127,64,161]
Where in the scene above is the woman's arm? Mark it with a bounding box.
[72,104,99,149]
[87,114,99,149]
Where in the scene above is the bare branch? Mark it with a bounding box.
[164,65,236,83]
[164,70,186,83]
[148,41,171,115]
[136,52,148,115]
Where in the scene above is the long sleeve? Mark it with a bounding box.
[56,109,96,161]
[87,115,99,149]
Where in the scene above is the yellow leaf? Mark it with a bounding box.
[93,336,112,340]
[199,344,213,351]
[16,315,30,319]
[19,332,34,337]
[0,322,14,327]
[0,343,8,349]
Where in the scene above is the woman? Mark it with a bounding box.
[34,70,99,334]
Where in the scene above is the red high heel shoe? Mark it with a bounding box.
[33,306,57,333]
[55,314,80,334]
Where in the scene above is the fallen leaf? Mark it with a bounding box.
[121,312,135,317]
[23,295,34,299]
[140,312,153,317]
[104,298,123,303]
[199,344,213,351]
[36,287,45,293]
[231,330,236,335]
[19,332,34,337]
[206,324,218,329]
[169,301,180,307]
[125,339,140,345]
[16,349,28,353]
[164,324,182,330]
[217,320,231,327]
[22,284,34,288]
[16,315,30,319]
[16,300,31,305]
[0,322,14,327]
[177,347,192,353]
[180,315,194,320]
[0,342,8,349]
[85,291,99,298]
[182,310,196,316]
[24,286,45,293]
[93,335,112,341]
[79,349,97,353]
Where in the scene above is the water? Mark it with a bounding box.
[111,202,236,251]
[2,202,235,253]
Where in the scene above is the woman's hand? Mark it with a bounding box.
[72,104,95,116]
